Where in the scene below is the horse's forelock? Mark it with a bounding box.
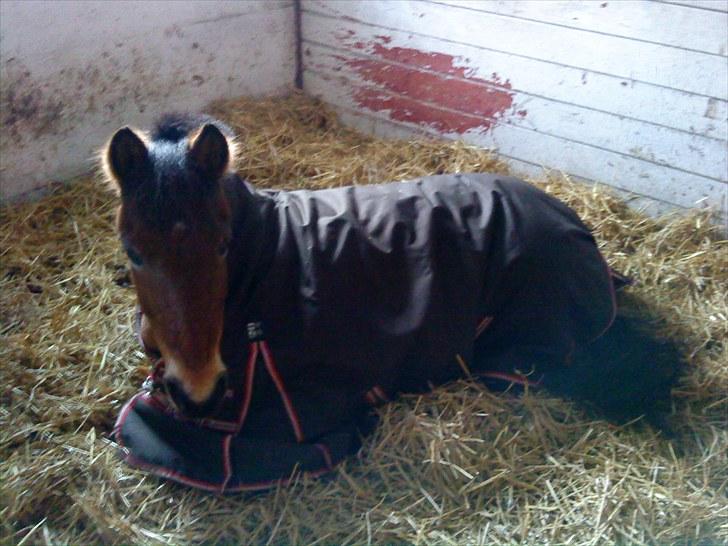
[121,140,222,228]
[108,114,237,233]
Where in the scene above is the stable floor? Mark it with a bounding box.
[2,94,727,545]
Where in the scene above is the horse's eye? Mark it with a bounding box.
[125,246,144,267]
[217,241,229,258]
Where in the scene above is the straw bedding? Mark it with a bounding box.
[2,92,727,545]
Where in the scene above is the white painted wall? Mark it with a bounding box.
[302,0,728,222]
[0,0,295,201]
[3,0,726,223]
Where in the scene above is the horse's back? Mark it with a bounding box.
[270,172,592,264]
[256,173,614,388]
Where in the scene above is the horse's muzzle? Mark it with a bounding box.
[164,372,228,418]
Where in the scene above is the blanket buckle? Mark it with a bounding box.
[246,321,264,341]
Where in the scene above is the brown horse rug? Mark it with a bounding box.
[114,173,675,493]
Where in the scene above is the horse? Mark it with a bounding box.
[106,113,681,491]
[105,114,236,416]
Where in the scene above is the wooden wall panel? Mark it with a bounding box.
[302,0,728,222]
[306,72,723,211]
[437,0,727,55]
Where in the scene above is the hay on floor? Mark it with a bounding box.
[2,92,727,545]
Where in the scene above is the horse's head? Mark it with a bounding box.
[104,120,235,417]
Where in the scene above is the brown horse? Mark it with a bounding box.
[104,115,236,416]
[105,113,680,432]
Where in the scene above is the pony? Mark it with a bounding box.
[104,114,237,416]
[106,113,681,490]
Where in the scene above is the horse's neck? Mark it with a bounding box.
[223,174,278,302]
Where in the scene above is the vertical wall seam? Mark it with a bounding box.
[294,0,304,89]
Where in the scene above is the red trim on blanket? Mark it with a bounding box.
[315,443,334,470]
[114,392,227,493]
[114,385,338,494]
[478,370,541,387]
[220,342,259,491]
[221,434,233,491]
[372,385,389,402]
[364,385,389,406]
[236,343,259,428]
[137,342,263,434]
[590,256,619,342]
[475,316,494,338]
[113,391,144,444]
[222,466,335,493]
[142,390,240,433]
[143,391,168,412]
[609,267,633,288]
[124,451,229,493]
[471,315,542,389]
[124,444,333,494]
[259,340,305,443]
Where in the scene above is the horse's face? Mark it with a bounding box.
[105,124,233,417]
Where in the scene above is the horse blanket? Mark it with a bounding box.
[114,173,617,492]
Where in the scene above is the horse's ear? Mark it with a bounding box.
[105,127,150,194]
[188,124,230,180]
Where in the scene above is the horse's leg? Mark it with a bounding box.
[540,312,680,429]
[471,260,579,388]
[471,296,680,431]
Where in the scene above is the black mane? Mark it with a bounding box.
[152,112,234,143]
[128,113,236,229]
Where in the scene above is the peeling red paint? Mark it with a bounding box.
[351,88,491,134]
[337,33,518,134]
[346,60,514,122]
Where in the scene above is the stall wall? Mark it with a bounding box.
[302,0,728,221]
[0,0,295,201]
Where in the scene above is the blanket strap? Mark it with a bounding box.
[472,315,540,388]
[259,340,305,443]
[221,330,305,491]
[244,322,305,443]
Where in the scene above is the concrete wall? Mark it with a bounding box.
[0,0,295,201]
[302,0,728,222]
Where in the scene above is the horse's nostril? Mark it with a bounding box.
[217,371,228,392]
[206,373,228,413]
[164,378,189,413]
[163,374,227,418]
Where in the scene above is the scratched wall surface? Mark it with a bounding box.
[0,0,295,201]
[302,0,728,222]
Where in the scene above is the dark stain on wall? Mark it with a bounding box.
[1,59,65,140]
[0,40,226,160]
